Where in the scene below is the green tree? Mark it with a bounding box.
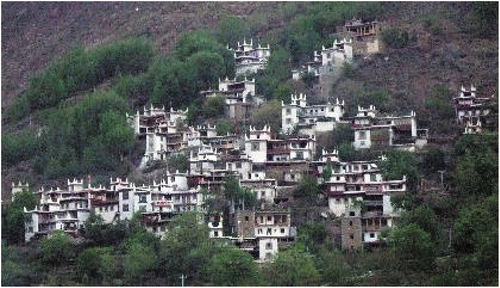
[286,15,321,65]
[4,94,31,122]
[322,163,333,183]
[223,174,257,210]
[208,247,262,286]
[215,14,251,48]
[316,249,351,286]
[1,243,42,286]
[264,249,321,286]
[379,149,420,190]
[3,189,36,244]
[173,30,234,78]
[338,141,357,162]
[93,37,154,80]
[82,210,106,245]
[421,147,446,175]
[98,110,135,159]
[150,58,186,109]
[159,212,212,284]
[249,99,282,135]
[188,51,226,90]
[293,174,320,203]
[453,194,498,255]
[76,247,114,285]
[216,118,233,136]
[114,73,153,102]
[296,223,327,254]
[167,153,189,173]
[452,134,498,199]
[124,242,157,285]
[25,69,67,111]
[185,243,226,285]
[391,223,435,270]
[40,230,75,267]
[397,205,445,253]
[202,95,226,119]
[264,45,292,83]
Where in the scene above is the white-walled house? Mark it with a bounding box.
[230,39,271,75]
[312,150,406,248]
[282,93,345,136]
[22,173,204,241]
[452,84,492,134]
[350,105,427,151]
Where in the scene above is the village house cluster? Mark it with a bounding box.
[18,97,415,260]
[452,84,495,134]
[17,19,494,261]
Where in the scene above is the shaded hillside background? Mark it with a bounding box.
[1,1,498,195]
[3,2,497,108]
[2,1,290,107]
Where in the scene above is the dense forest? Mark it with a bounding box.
[1,2,498,286]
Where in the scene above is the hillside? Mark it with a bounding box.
[1,1,287,108]
[1,1,498,197]
[1,2,498,286]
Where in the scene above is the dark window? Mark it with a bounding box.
[139,194,147,203]
[349,211,355,216]
[370,233,375,238]
[245,216,249,222]
[350,234,354,239]
[123,204,129,212]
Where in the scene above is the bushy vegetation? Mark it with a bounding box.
[31,90,134,179]
[381,27,410,49]
[5,38,154,121]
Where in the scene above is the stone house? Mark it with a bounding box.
[313,150,405,249]
[282,93,345,136]
[350,105,427,151]
[452,85,492,134]
[229,39,271,76]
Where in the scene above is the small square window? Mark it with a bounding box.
[214,231,219,237]
[370,233,375,238]
[245,216,249,222]
[350,234,354,239]
[252,143,260,151]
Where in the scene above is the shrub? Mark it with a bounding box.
[382,27,410,49]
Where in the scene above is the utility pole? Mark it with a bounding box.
[437,170,446,186]
[179,274,186,287]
